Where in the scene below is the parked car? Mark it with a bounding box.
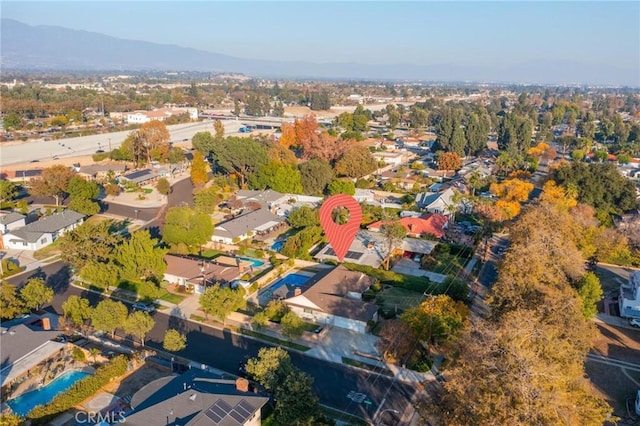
[629,318,640,328]
[132,302,155,313]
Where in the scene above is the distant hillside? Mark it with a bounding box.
[1,19,638,86]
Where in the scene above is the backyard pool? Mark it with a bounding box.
[238,256,265,267]
[269,273,311,291]
[8,370,91,417]
[271,241,285,252]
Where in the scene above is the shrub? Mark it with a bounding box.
[28,356,129,422]
[71,347,86,362]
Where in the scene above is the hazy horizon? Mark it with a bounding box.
[2,1,639,85]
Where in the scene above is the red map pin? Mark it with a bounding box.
[319,194,362,262]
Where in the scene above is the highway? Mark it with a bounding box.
[7,262,417,424]
[0,120,247,167]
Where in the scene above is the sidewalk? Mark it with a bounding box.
[71,281,435,385]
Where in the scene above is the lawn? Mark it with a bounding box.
[342,262,431,292]
[200,249,227,259]
[33,238,63,260]
[157,290,185,304]
[377,287,425,312]
[240,329,311,351]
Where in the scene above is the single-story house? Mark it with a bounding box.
[75,163,127,181]
[117,169,156,186]
[0,212,26,234]
[416,187,467,215]
[283,265,379,333]
[5,169,43,184]
[213,209,285,244]
[367,214,448,239]
[125,369,268,426]
[164,254,252,294]
[234,189,284,210]
[372,151,404,167]
[0,313,65,388]
[2,210,85,250]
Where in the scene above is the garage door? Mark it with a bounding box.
[333,316,365,333]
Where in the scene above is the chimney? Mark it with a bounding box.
[42,317,51,330]
[294,288,302,296]
[236,378,249,393]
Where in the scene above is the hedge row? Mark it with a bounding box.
[28,356,129,423]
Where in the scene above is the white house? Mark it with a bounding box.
[372,151,404,167]
[620,271,640,319]
[0,212,26,234]
[2,210,84,251]
[283,265,378,333]
[126,108,198,124]
[213,209,285,245]
[416,187,467,215]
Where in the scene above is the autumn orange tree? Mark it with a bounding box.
[437,152,462,175]
[29,165,76,205]
[280,115,346,161]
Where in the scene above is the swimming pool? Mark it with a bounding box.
[271,241,285,252]
[238,256,265,267]
[8,370,91,417]
[269,273,311,292]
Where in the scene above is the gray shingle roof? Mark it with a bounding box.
[0,212,26,226]
[235,189,283,207]
[126,370,268,426]
[25,210,85,233]
[215,209,284,239]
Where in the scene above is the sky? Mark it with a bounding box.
[2,1,639,71]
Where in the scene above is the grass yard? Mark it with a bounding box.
[378,287,425,312]
[157,290,185,304]
[33,238,63,260]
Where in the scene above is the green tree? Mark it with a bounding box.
[62,295,92,328]
[327,179,355,196]
[0,180,18,204]
[163,206,213,250]
[163,329,187,352]
[280,311,305,339]
[381,222,407,270]
[387,110,401,129]
[3,112,22,130]
[194,186,223,214]
[192,131,216,155]
[252,311,269,329]
[57,220,123,270]
[190,151,210,187]
[29,165,75,205]
[334,145,377,178]
[250,162,303,193]
[298,158,334,195]
[167,147,185,165]
[577,272,604,319]
[465,112,490,156]
[68,197,100,215]
[91,299,128,338]
[0,283,24,320]
[20,277,54,311]
[199,285,246,323]
[274,369,321,425]
[401,295,467,351]
[115,230,167,281]
[245,347,321,424]
[79,261,119,291]
[245,347,295,392]
[210,137,268,187]
[156,178,171,195]
[67,176,99,200]
[287,206,319,228]
[124,311,155,346]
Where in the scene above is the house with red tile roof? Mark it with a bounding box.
[367,214,448,239]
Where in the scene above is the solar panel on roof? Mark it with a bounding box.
[216,400,233,412]
[237,399,253,414]
[229,410,246,423]
[235,403,252,417]
[204,408,223,423]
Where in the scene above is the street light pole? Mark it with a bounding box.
[371,398,399,426]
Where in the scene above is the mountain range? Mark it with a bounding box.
[1,19,638,86]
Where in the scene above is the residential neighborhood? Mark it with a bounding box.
[1,3,640,424]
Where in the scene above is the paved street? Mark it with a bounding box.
[0,120,246,167]
[7,262,418,424]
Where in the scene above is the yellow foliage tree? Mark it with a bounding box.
[540,181,578,211]
[489,179,534,202]
[495,199,521,220]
